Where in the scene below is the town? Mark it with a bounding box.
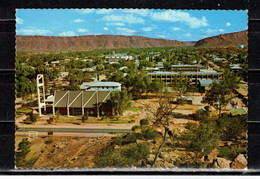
[15,46,248,169]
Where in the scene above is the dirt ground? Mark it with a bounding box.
[16,135,112,168]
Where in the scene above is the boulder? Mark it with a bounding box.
[147,154,155,164]
[201,148,219,163]
[213,157,232,169]
[231,154,247,169]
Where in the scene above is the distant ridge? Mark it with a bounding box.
[194,30,248,48]
[16,35,188,53]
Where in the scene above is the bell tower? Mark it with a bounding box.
[36,74,46,116]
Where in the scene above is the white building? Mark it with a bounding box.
[80,81,121,91]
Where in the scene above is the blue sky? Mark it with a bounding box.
[16,9,248,41]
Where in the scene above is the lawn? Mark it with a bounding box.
[128,106,143,112]
[16,108,32,119]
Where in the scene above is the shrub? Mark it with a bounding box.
[140,119,149,126]
[218,114,247,140]
[111,136,123,146]
[94,143,150,167]
[141,126,160,140]
[45,137,54,144]
[218,145,247,161]
[123,132,142,144]
[131,125,140,131]
[183,119,220,156]
[16,138,31,167]
[185,122,198,130]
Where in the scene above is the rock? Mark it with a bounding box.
[213,157,232,169]
[136,139,144,144]
[114,145,119,150]
[147,154,155,164]
[231,154,247,169]
[201,148,219,163]
[163,161,175,168]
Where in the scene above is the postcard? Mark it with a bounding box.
[15,9,248,170]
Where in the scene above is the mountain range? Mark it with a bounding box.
[16,30,247,53]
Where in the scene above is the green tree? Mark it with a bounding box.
[111,90,132,117]
[172,72,190,99]
[203,70,239,117]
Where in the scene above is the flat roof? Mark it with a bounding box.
[171,64,205,68]
[199,79,220,87]
[81,81,121,87]
[147,71,223,75]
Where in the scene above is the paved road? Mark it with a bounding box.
[18,127,131,134]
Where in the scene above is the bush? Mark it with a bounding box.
[140,119,149,126]
[183,119,220,156]
[218,114,247,140]
[141,126,160,140]
[123,132,142,144]
[16,138,31,167]
[45,137,54,144]
[131,125,140,131]
[111,136,123,146]
[95,143,150,167]
[218,145,247,161]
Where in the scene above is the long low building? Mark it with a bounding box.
[53,90,113,117]
[80,81,121,91]
[147,71,223,85]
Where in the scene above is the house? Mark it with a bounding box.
[53,90,113,117]
[171,64,205,72]
[59,72,69,78]
[177,96,192,104]
[199,79,219,92]
[80,81,121,91]
[230,64,242,71]
[230,108,247,116]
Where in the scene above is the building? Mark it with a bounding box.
[170,64,205,72]
[147,71,223,85]
[59,72,69,78]
[230,108,247,116]
[230,64,242,71]
[199,79,219,92]
[80,81,121,91]
[53,90,113,117]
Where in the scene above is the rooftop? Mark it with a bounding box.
[147,71,223,75]
[199,79,220,87]
[81,81,121,88]
[230,108,247,116]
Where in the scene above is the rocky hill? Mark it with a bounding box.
[16,35,188,53]
[195,30,248,48]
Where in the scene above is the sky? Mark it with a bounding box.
[16,9,248,41]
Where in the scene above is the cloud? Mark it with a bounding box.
[76,9,95,14]
[77,28,88,33]
[157,35,166,39]
[124,9,149,16]
[184,33,191,37]
[16,17,23,24]
[104,27,109,31]
[73,19,85,23]
[172,27,181,31]
[103,14,145,24]
[106,22,125,26]
[150,10,208,28]
[58,31,75,36]
[116,27,138,35]
[96,9,113,14]
[142,27,152,32]
[16,29,52,35]
[226,22,231,26]
[202,29,225,36]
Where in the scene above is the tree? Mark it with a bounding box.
[184,118,220,158]
[82,110,89,124]
[150,92,178,167]
[172,72,190,100]
[111,90,132,117]
[203,70,239,117]
[149,79,165,96]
